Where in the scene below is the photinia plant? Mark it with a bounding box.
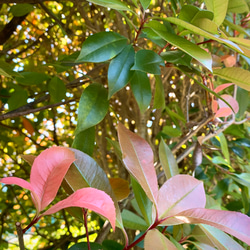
[117,123,250,249]
[0,146,116,234]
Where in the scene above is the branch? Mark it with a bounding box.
[16,222,25,250]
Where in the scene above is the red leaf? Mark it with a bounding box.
[22,117,35,135]
[42,187,116,230]
[214,83,233,93]
[117,123,158,204]
[157,175,205,220]
[217,94,239,114]
[214,107,232,118]
[30,147,75,211]
[167,208,250,245]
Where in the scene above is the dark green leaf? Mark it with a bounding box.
[108,45,135,98]
[131,49,164,75]
[140,0,151,10]
[121,209,148,230]
[130,71,152,112]
[8,89,28,111]
[153,75,165,109]
[72,126,95,156]
[102,240,123,250]
[76,32,127,63]
[159,139,179,179]
[68,242,106,250]
[145,20,212,72]
[234,138,250,147]
[87,0,132,11]
[10,4,33,17]
[161,50,192,67]
[48,76,66,103]
[16,72,50,85]
[75,83,109,135]
[231,146,245,158]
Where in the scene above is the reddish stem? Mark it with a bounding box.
[133,12,147,45]
[22,216,40,234]
[83,209,91,250]
[196,39,214,45]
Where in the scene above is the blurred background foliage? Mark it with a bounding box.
[0,0,250,249]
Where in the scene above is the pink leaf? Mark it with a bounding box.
[144,229,177,250]
[166,208,250,245]
[157,175,206,220]
[214,107,232,118]
[217,94,239,114]
[30,147,75,211]
[117,123,158,204]
[214,83,234,93]
[0,177,41,212]
[42,187,116,230]
[212,99,218,113]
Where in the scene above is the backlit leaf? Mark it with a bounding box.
[43,187,116,230]
[16,72,50,85]
[140,0,151,10]
[117,123,158,204]
[87,0,132,11]
[108,45,135,98]
[227,0,249,13]
[75,83,109,135]
[109,178,130,201]
[76,32,127,63]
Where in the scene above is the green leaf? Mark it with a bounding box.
[75,83,109,135]
[230,173,250,187]
[131,177,153,226]
[213,67,250,91]
[76,32,128,63]
[102,240,123,250]
[234,138,250,147]
[229,37,250,48]
[161,50,192,67]
[48,76,66,103]
[68,242,107,250]
[145,20,213,72]
[10,4,33,17]
[106,138,122,161]
[87,0,132,11]
[72,127,95,156]
[224,19,250,37]
[153,75,165,109]
[16,72,50,85]
[130,71,152,112]
[162,125,182,137]
[121,209,148,230]
[212,156,234,171]
[140,0,151,10]
[193,18,219,34]
[164,17,243,53]
[179,5,214,23]
[8,89,28,111]
[236,87,250,117]
[159,139,179,179]
[108,45,135,98]
[217,133,230,164]
[0,60,22,78]
[227,0,249,13]
[204,0,229,25]
[165,106,186,123]
[131,49,164,75]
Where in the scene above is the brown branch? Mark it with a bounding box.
[15,222,25,250]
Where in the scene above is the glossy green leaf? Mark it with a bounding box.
[217,133,230,164]
[130,71,152,112]
[204,0,228,25]
[72,127,95,156]
[153,75,165,109]
[16,72,50,85]
[140,0,151,10]
[231,146,245,158]
[193,18,219,34]
[230,173,250,187]
[8,89,28,111]
[164,17,243,53]
[159,139,179,179]
[75,83,109,135]
[76,32,127,63]
[68,242,107,250]
[108,45,135,98]
[121,209,148,230]
[145,229,178,250]
[229,37,250,48]
[161,50,192,67]
[87,0,132,11]
[131,49,164,75]
[10,4,33,17]
[234,138,250,147]
[212,156,233,171]
[227,0,249,13]
[48,76,66,103]
[131,177,153,225]
[213,67,250,91]
[179,5,214,23]
[102,240,123,250]
[146,20,212,71]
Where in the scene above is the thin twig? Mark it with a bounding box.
[15,222,25,250]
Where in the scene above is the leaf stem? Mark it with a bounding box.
[16,222,25,250]
[83,209,91,250]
